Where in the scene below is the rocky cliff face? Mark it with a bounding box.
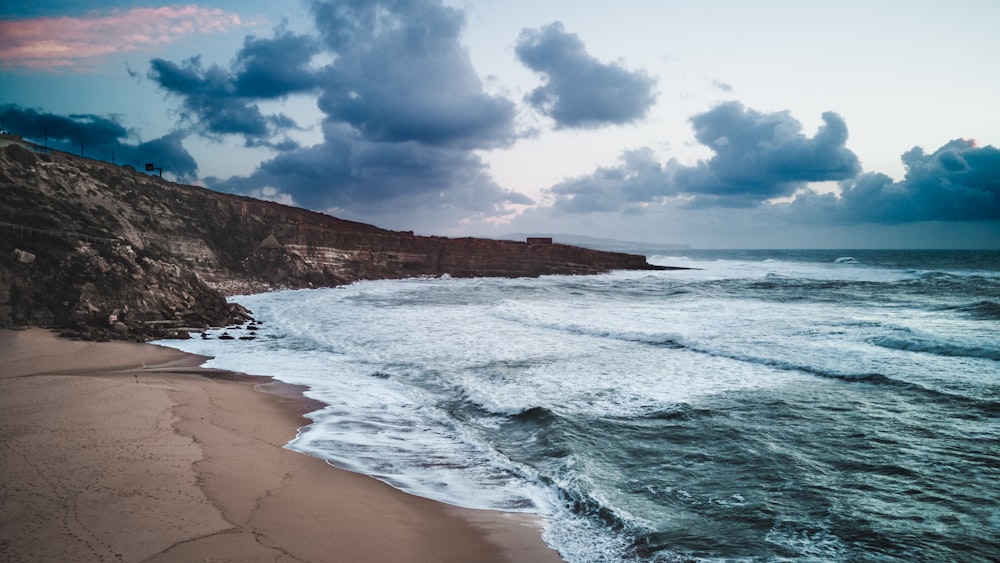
[0,138,662,340]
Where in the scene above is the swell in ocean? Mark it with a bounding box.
[158,249,1000,561]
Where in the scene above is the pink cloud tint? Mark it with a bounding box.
[0,5,251,71]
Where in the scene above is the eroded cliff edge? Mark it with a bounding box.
[0,140,664,339]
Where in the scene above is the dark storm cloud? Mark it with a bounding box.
[231,31,323,98]
[212,0,525,227]
[149,56,274,139]
[515,22,656,129]
[148,30,321,147]
[217,122,531,215]
[1,105,128,146]
[0,104,198,181]
[550,102,861,212]
[310,0,517,148]
[793,139,1000,223]
[683,102,860,199]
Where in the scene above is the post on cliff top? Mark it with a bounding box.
[145,163,162,177]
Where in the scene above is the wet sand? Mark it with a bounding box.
[0,328,564,562]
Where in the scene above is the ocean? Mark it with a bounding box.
[157,249,1000,562]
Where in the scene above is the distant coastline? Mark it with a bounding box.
[500,232,691,255]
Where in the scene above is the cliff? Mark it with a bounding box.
[0,138,664,340]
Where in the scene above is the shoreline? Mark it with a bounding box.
[0,328,564,562]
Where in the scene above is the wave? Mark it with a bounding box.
[946,300,1000,321]
[460,385,542,417]
[764,521,851,560]
[647,254,690,264]
[491,309,686,349]
[502,405,553,423]
[162,277,1000,563]
[709,352,906,385]
[871,335,1000,361]
[665,344,998,412]
[495,308,927,390]
[537,460,650,563]
[646,404,716,421]
[911,271,1000,289]
[834,256,858,264]
[495,306,900,380]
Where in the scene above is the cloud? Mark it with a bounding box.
[515,22,657,129]
[150,56,271,139]
[793,139,1000,223]
[712,79,733,92]
[243,185,297,207]
[148,29,321,147]
[680,102,861,202]
[545,99,997,226]
[549,147,668,213]
[0,6,248,71]
[0,104,197,181]
[0,104,128,146]
[231,30,323,98]
[549,102,861,211]
[216,122,531,219]
[148,56,297,146]
[211,0,525,229]
[311,0,517,149]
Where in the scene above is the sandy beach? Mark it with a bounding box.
[0,328,564,563]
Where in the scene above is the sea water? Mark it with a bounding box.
[157,249,1000,561]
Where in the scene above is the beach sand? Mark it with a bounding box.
[0,328,564,563]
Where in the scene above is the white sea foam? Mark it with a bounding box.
[871,334,1000,361]
[157,251,1000,562]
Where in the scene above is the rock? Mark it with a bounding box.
[258,234,281,249]
[11,249,35,264]
[112,321,128,333]
[3,144,37,167]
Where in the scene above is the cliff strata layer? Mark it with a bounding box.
[0,139,665,340]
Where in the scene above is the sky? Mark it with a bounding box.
[1,0,998,249]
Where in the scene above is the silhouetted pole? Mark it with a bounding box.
[40,126,47,149]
